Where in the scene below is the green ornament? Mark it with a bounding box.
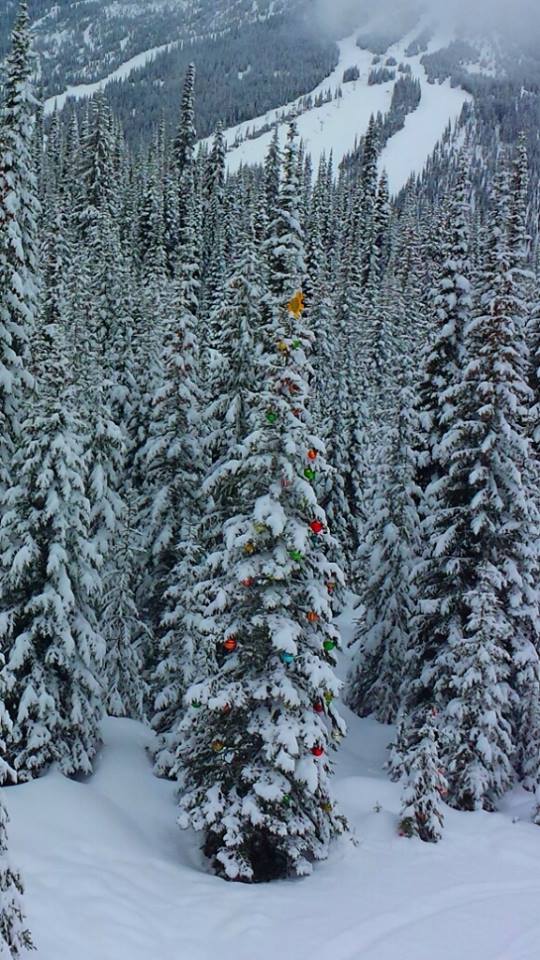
[191,700,202,709]
[291,339,301,349]
[304,468,316,481]
[281,794,292,807]
[289,549,303,563]
[266,410,278,424]
[323,639,337,652]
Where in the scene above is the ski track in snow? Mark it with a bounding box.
[216,24,471,194]
[7,602,540,960]
[43,18,471,194]
[43,41,181,116]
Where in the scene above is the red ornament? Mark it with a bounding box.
[307,449,318,461]
[310,520,324,535]
[221,703,232,715]
[241,577,254,587]
[307,611,320,624]
[313,700,325,714]
[223,636,238,653]
[312,745,325,758]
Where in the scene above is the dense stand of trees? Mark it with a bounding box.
[1,1,540,951]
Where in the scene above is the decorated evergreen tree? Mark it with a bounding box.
[175,128,347,882]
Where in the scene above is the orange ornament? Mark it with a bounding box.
[307,449,318,461]
[306,611,320,624]
[223,636,238,653]
[287,291,305,318]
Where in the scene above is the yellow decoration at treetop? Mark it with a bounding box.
[287,291,305,318]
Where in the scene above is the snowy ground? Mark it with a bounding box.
[7,605,540,960]
[215,26,471,194]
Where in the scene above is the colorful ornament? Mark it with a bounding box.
[323,639,336,652]
[321,801,333,814]
[221,704,232,715]
[266,410,278,424]
[307,449,318,461]
[191,700,202,709]
[242,577,254,587]
[313,699,325,714]
[311,745,325,758]
[291,339,301,349]
[310,520,324,535]
[304,468,316,482]
[244,542,255,555]
[211,740,225,753]
[254,522,267,534]
[281,794,292,807]
[323,691,334,705]
[277,340,289,353]
[289,549,303,562]
[326,581,336,593]
[307,611,320,623]
[281,651,295,665]
[223,636,238,653]
[292,408,303,418]
[287,291,305,318]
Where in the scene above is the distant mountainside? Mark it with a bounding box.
[0,0,347,142]
[2,0,540,156]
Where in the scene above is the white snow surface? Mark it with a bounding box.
[7,602,540,960]
[217,27,471,194]
[43,41,180,116]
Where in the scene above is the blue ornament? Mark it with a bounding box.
[281,652,295,665]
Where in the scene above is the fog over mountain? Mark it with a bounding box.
[312,0,540,41]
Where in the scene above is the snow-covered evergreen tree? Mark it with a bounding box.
[175,128,347,882]
[397,706,447,843]
[0,0,38,487]
[0,655,33,958]
[0,307,104,779]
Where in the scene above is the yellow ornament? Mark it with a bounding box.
[277,340,289,353]
[211,740,225,753]
[244,542,255,555]
[321,801,333,814]
[287,291,305,318]
[323,691,334,705]
[253,522,267,534]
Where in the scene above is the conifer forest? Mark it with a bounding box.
[2,1,540,957]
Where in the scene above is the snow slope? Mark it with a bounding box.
[43,41,180,116]
[7,605,540,960]
[218,28,470,194]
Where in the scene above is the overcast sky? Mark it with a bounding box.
[311,0,540,40]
